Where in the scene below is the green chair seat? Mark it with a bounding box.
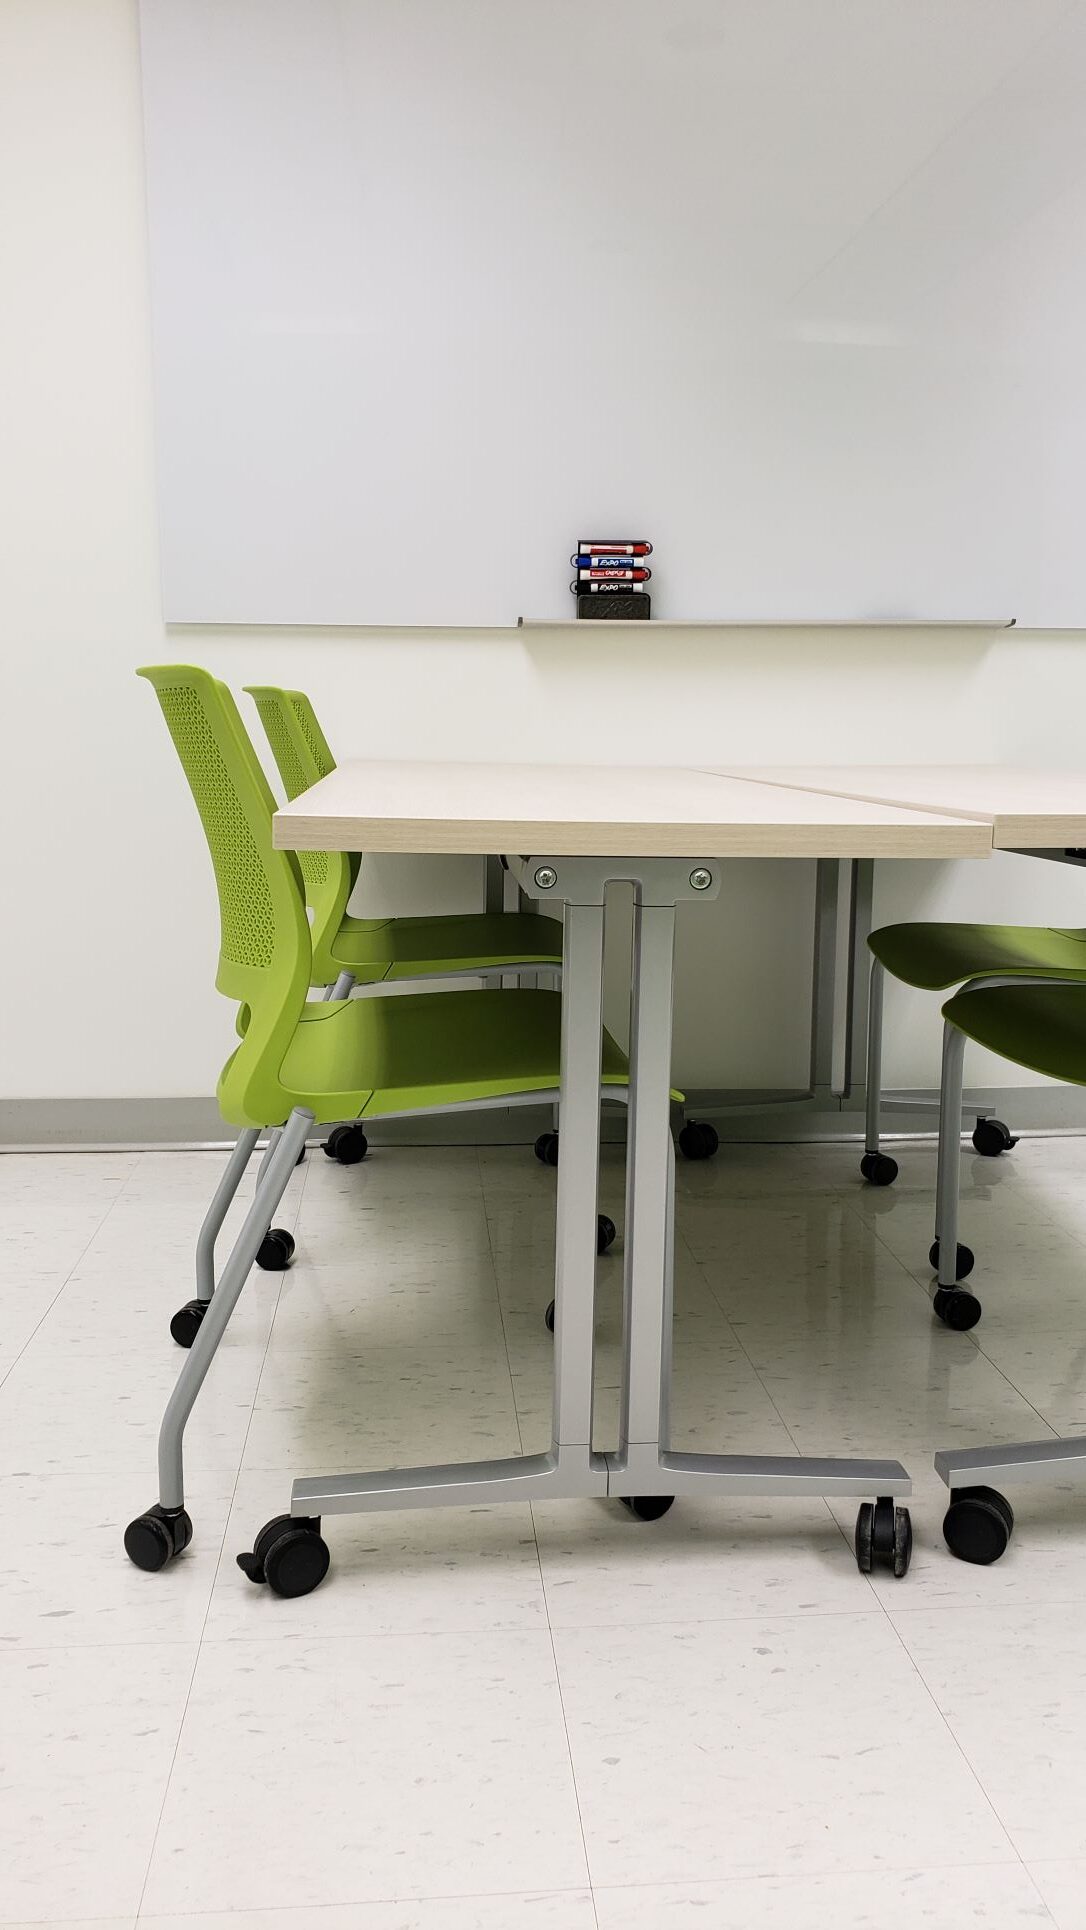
[942,981,1086,1087]
[869,922,1086,991]
[246,683,563,988]
[330,911,563,979]
[266,986,628,1125]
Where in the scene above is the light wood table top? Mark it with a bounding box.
[703,766,1086,850]
[273,761,992,860]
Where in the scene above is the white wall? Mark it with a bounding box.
[3,0,1085,1108]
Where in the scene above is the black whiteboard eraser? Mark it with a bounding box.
[576,592,650,619]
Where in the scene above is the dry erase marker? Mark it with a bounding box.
[577,540,652,556]
[571,552,651,569]
[576,566,651,582]
[570,577,649,593]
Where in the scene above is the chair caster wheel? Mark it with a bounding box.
[942,1485,1014,1564]
[322,1124,369,1164]
[933,1284,982,1330]
[622,1495,675,1521]
[678,1121,719,1161]
[928,1240,975,1280]
[544,1298,555,1331]
[169,1298,208,1348]
[256,1227,295,1271]
[124,1504,193,1572]
[534,1131,559,1166]
[855,1497,912,1577]
[597,1214,616,1255]
[860,1151,898,1186]
[236,1514,330,1597]
[972,1118,1017,1157]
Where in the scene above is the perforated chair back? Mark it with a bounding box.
[139,664,313,1124]
[245,684,358,976]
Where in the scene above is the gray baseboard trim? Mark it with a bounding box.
[3,1086,1086,1151]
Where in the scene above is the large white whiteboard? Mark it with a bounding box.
[140,0,1086,627]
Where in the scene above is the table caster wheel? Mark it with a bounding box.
[855,1497,912,1577]
[933,1284,982,1330]
[170,1298,208,1348]
[322,1123,369,1164]
[972,1118,1017,1157]
[256,1227,295,1271]
[860,1151,898,1186]
[622,1495,675,1521]
[942,1485,1014,1564]
[544,1299,555,1332]
[237,1514,330,1597]
[679,1121,719,1161]
[534,1131,559,1166]
[597,1214,616,1254]
[928,1240,975,1280]
[124,1503,193,1572]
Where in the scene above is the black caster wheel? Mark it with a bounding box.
[534,1131,560,1167]
[544,1298,556,1332]
[236,1513,330,1597]
[169,1298,208,1349]
[322,1123,369,1165]
[621,1495,676,1521]
[928,1240,976,1280]
[124,1503,193,1572]
[972,1118,1017,1158]
[942,1485,1014,1565]
[860,1151,899,1186]
[256,1227,295,1271]
[855,1497,912,1577]
[933,1283,982,1330]
[678,1121,719,1161]
[597,1214,616,1255]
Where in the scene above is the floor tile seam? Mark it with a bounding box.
[0,1177,135,1390]
[129,1880,599,1920]
[687,1250,924,1609]
[131,1145,307,1915]
[584,1853,1049,1897]
[880,1600,1035,1873]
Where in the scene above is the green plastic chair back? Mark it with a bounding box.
[138,665,314,1126]
[244,684,360,980]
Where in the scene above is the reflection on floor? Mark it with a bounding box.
[2,1133,1085,1927]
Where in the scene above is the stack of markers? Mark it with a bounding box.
[571,539,652,619]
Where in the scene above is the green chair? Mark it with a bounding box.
[929,978,1086,1562]
[126,664,629,1593]
[180,682,566,1325]
[245,682,564,1169]
[862,926,1086,1193]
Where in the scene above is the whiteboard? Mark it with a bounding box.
[139,0,1086,628]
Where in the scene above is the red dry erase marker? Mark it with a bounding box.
[576,566,651,582]
[577,540,652,556]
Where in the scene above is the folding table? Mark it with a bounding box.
[273,761,991,1571]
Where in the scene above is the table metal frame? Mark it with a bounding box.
[293,855,911,1526]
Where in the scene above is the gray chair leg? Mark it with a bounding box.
[125,1109,314,1572]
[859,959,898,1184]
[195,1128,261,1307]
[865,958,884,1155]
[932,1023,981,1329]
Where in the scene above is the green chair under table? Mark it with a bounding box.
[178,681,565,1328]
[126,664,629,1595]
[860,921,1086,1328]
[246,679,564,1169]
[928,977,1086,1562]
